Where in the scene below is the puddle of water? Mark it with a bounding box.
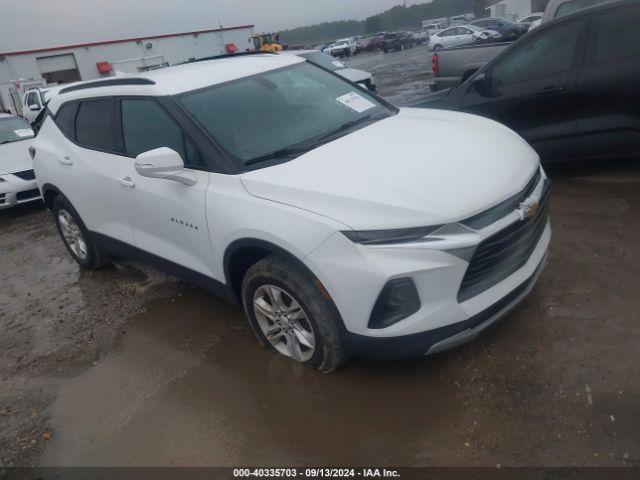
[40,290,461,467]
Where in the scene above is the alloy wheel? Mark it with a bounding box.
[253,284,316,362]
[58,209,88,260]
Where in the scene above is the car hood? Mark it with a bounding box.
[0,140,34,175]
[337,68,371,83]
[240,108,540,230]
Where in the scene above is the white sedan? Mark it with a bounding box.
[0,114,41,209]
[429,25,501,50]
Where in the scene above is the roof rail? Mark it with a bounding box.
[58,78,156,95]
[185,50,277,64]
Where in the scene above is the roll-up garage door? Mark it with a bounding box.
[37,54,78,73]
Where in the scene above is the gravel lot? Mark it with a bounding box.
[1,46,639,468]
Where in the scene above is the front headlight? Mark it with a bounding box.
[341,225,442,245]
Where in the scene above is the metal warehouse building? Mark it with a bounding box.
[0,23,254,115]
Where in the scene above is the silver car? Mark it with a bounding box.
[0,114,41,209]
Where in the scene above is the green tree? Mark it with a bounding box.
[364,16,384,34]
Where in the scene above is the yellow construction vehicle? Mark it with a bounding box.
[251,33,284,52]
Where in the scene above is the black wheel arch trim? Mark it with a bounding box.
[223,238,351,339]
[41,183,64,210]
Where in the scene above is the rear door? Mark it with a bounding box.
[45,98,135,244]
[459,18,587,161]
[118,97,215,278]
[574,2,640,158]
[439,28,456,48]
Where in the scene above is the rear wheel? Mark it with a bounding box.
[52,196,109,269]
[242,255,348,373]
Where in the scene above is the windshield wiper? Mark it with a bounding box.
[312,115,374,144]
[244,116,378,166]
[245,145,314,166]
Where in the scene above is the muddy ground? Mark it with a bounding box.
[1,46,639,468]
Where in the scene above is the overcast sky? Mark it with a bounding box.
[1,0,427,52]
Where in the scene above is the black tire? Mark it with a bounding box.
[433,44,442,51]
[52,196,109,269]
[241,255,349,373]
[507,29,518,39]
[383,49,388,53]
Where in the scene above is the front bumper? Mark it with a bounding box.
[0,175,42,209]
[343,252,547,359]
[305,170,550,359]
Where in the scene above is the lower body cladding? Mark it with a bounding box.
[306,214,551,361]
[0,175,42,209]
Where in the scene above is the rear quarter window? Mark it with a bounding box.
[75,99,121,152]
[55,103,78,140]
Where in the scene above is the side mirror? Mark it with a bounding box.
[28,104,40,111]
[134,147,197,186]
[470,72,495,97]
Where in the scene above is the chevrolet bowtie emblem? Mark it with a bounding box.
[518,198,540,220]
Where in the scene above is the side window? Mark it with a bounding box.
[490,20,583,86]
[55,103,78,140]
[27,92,40,108]
[594,5,640,64]
[75,99,121,152]
[121,98,204,168]
[555,0,607,18]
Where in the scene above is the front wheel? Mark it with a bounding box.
[433,44,442,51]
[242,255,348,373]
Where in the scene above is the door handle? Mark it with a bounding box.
[536,85,565,95]
[120,177,135,188]
[58,156,73,166]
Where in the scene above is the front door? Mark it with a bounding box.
[575,3,640,158]
[117,97,215,278]
[460,18,586,161]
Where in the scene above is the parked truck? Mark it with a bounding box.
[429,41,513,91]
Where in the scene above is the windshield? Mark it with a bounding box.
[0,117,34,144]
[179,62,394,165]
[299,52,345,71]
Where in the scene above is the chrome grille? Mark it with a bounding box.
[458,185,549,303]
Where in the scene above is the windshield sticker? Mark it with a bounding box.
[14,129,35,138]
[336,92,375,113]
[332,61,345,68]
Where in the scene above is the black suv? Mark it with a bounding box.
[382,32,415,53]
[417,0,640,163]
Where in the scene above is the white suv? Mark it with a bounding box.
[33,53,550,372]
